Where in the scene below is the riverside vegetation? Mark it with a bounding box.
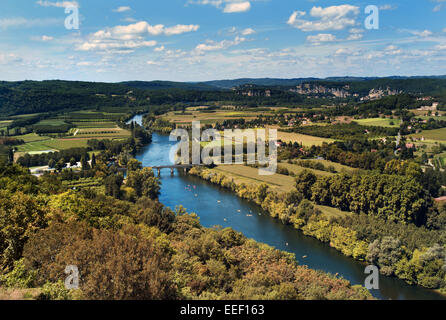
[188,164,446,294]
[0,159,372,300]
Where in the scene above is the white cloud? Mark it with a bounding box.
[189,0,252,13]
[409,30,433,37]
[76,21,198,52]
[154,46,165,52]
[241,28,255,35]
[195,36,246,52]
[77,61,93,66]
[41,35,54,41]
[36,0,79,8]
[347,33,363,41]
[76,40,157,52]
[288,5,360,31]
[443,27,446,33]
[224,2,251,13]
[307,33,336,44]
[163,24,200,36]
[113,6,131,13]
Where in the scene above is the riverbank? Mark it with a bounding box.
[187,165,446,298]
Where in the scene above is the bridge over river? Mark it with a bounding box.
[151,164,205,176]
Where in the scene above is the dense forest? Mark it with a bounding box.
[0,162,372,300]
[1,78,446,116]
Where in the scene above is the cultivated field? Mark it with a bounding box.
[163,108,275,125]
[11,111,131,156]
[213,165,295,193]
[410,128,446,142]
[209,164,351,218]
[354,118,400,128]
[276,131,334,146]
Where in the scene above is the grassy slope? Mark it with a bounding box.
[210,164,352,219]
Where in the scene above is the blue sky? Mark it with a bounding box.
[0,0,445,82]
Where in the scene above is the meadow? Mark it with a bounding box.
[10,111,131,156]
[276,131,334,146]
[208,164,351,219]
[410,127,446,142]
[354,118,400,128]
[163,108,276,125]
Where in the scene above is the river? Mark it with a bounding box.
[130,114,444,300]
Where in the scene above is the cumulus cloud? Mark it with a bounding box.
[224,2,251,13]
[77,39,157,52]
[195,36,246,51]
[241,28,255,35]
[409,29,433,37]
[113,6,131,13]
[41,35,54,41]
[307,33,336,44]
[76,21,199,52]
[288,5,360,31]
[189,0,252,13]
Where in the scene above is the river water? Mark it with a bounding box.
[130,115,444,300]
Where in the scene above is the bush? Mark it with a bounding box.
[38,281,73,300]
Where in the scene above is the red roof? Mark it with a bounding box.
[435,196,446,202]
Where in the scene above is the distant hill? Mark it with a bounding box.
[199,76,446,89]
[121,81,217,91]
[200,78,319,89]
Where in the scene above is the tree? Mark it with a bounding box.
[69,157,77,167]
[0,190,47,270]
[367,237,404,276]
[295,170,317,199]
[81,156,90,171]
[55,158,65,172]
[127,158,142,172]
[126,168,160,199]
[24,222,177,300]
[48,159,56,169]
[91,153,96,168]
[104,174,123,199]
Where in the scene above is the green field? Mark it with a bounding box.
[410,128,446,142]
[9,110,133,156]
[34,119,68,127]
[73,122,117,128]
[206,164,352,218]
[309,159,362,174]
[354,118,400,128]
[278,162,334,177]
[0,121,12,128]
[213,165,296,193]
[419,116,446,121]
